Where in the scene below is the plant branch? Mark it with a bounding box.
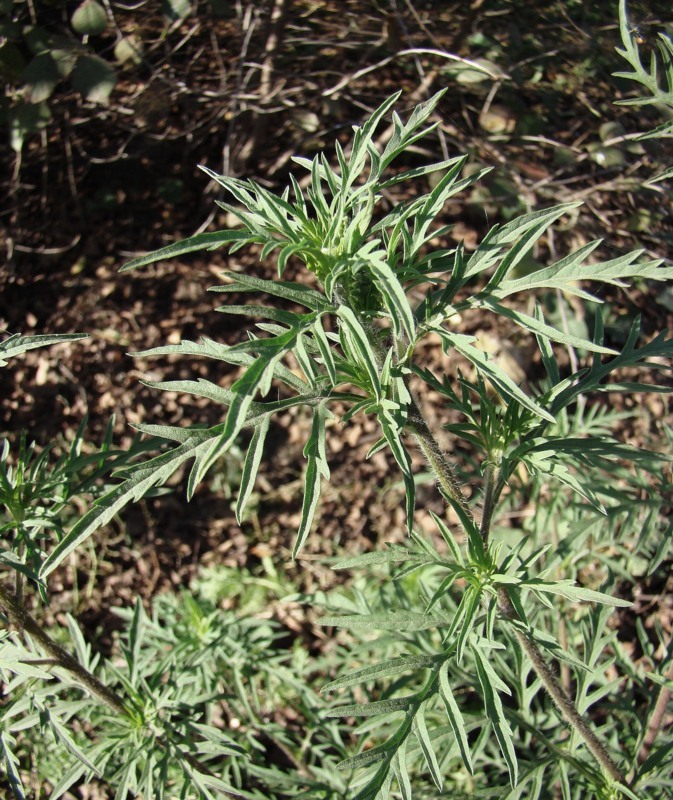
[406,403,628,787]
[0,582,128,716]
[0,582,243,796]
[497,588,627,786]
[637,657,673,766]
[479,462,497,546]
[407,397,471,518]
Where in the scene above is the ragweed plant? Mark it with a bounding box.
[103,77,671,797]
[1,2,672,797]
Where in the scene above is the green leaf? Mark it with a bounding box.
[391,741,412,800]
[162,0,192,20]
[337,306,381,399]
[437,330,555,422]
[120,231,249,272]
[40,430,217,577]
[477,298,617,355]
[212,271,331,311]
[322,654,439,693]
[319,611,446,631]
[71,54,116,105]
[294,403,332,556]
[236,416,270,522]
[71,1,107,35]
[464,203,582,280]
[0,643,53,681]
[521,578,631,607]
[44,709,99,774]
[438,662,474,773]
[338,742,391,770]
[414,703,443,790]
[21,53,59,102]
[368,252,416,342]
[325,695,414,718]
[332,547,432,570]
[0,333,87,367]
[497,249,670,301]
[312,317,338,384]
[473,646,518,786]
[546,317,673,416]
[0,732,26,800]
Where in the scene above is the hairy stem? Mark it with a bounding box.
[407,407,628,786]
[0,582,128,716]
[407,398,470,516]
[498,588,626,785]
[479,462,496,546]
[638,657,673,766]
[0,582,240,794]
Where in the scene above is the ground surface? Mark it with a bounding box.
[1,0,673,793]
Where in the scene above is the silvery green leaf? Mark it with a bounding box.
[214,354,273,457]
[121,232,249,273]
[115,760,137,800]
[44,708,99,774]
[319,611,446,631]
[236,415,270,523]
[496,249,670,300]
[379,155,464,189]
[477,298,617,354]
[0,644,52,681]
[437,330,555,422]
[368,252,416,342]
[40,430,221,577]
[522,579,631,607]
[551,319,673,413]
[429,509,464,564]
[338,742,391,770]
[377,90,446,175]
[325,695,414,718]
[486,204,583,289]
[410,157,468,257]
[534,304,561,384]
[414,703,443,789]
[312,317,338,385]
[391,741,412,800]
[510,443,606,512]
[0,333,87,367]
[337,307,381,400]
[379,415,415,532]
[473,646,518,786]
[332,548,432,569]
[453,585,482,663]
[438,662,474,773]
[66,614,93,672]
[322,654,439,693]
[464,203,581,280]
[49,762,89,799]
[0,732,26,800]
[294,403,332,556]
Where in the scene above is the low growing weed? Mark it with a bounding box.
[1,1,673,797]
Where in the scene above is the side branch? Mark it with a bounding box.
[405,403,628,787]
[0,582,128,716]
[497,588,627,787]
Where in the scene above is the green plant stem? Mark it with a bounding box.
[497,588,627,786]
[0,582,128,716]
[407,410,629,787]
